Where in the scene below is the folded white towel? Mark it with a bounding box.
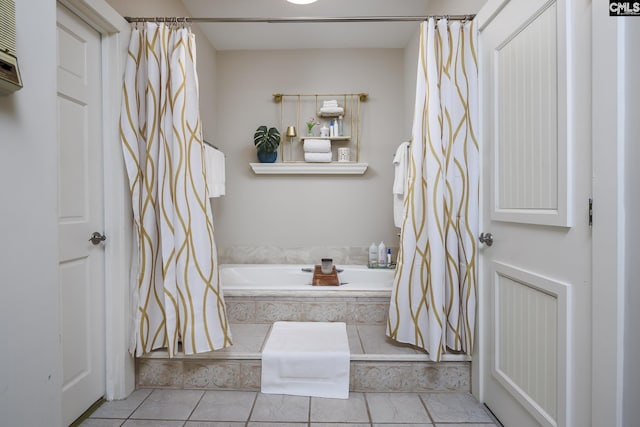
[323,100,339,107]
[393,142,410,227]
[303,139,331,153]
[204,144,225,198]
[261,321,350,399]
[319,107,345,115]
[304,152,332,163]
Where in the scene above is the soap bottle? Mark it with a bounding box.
[368,242,378,268]
[338,115,343,136]
[378,241,387,267]
[386,248,392,266]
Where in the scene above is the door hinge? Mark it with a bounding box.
[589,197,593,227]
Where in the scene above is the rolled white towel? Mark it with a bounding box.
[303,139,331,153]
[319,107,344,115]
[304,152,332,163]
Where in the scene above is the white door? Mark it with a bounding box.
[478,0,591,426]
[57,4,105,425]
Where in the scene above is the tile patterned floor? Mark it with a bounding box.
[80,389,502,426]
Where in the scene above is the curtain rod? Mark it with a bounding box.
[124,15,476,24]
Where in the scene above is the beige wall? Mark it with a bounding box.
[403,27,421,136]
[212,48,406,253]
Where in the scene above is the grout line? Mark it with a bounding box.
[128,388,154,420]
[418,392,436,425]
[363,392,374,425]
[355,324,367,355]
[245,390,259,426]
[259,323,274,353]
[184,389,207,423]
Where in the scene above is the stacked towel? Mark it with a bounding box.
[319,99,344,115]
[204,144,225,198]
[303,139,331,153]
[393,142,410,227]
[303,138,332,162]
[304,152,332,162]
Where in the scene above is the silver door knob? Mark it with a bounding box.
[479,232,493,247]
[89,232,106,245]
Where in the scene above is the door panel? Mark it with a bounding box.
[57,4,105,425]
[495,3,558,212]
[491,261,570,426]
[490,0,570,227]
[478,0,591,426]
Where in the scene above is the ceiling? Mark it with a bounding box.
[179,0,486,50]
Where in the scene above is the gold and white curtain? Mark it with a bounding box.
[120,22,232,357]
[387,18,478,362]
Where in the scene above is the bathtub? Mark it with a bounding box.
[220,264,394,296]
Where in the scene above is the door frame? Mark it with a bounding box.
[590,1,628,425]
[472,0,509,405]
[58,0,133,400]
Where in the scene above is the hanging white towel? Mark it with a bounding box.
[204,144,225,198]
[303,139,331,153]
[304,152,332,163]
[393,142,410,228]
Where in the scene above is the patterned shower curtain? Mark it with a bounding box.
[387,18,478,362]
[120,22,232,357]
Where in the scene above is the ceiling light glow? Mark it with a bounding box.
[287,0,318,4]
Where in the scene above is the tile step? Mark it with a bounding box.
[136,355,470,393]
[139,349,469,362]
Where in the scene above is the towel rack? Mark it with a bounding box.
[203,139,219,150]
[273,92,367,163]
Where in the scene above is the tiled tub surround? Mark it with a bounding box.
[218,245,389,265]
[137,278,471,392]
[137,323,470,392]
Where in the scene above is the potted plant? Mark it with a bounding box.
[253,125,281,163]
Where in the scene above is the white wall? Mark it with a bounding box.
[0,2,62,426]
[211,48,405,256]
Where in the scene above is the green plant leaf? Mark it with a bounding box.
[254,125,281,153]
